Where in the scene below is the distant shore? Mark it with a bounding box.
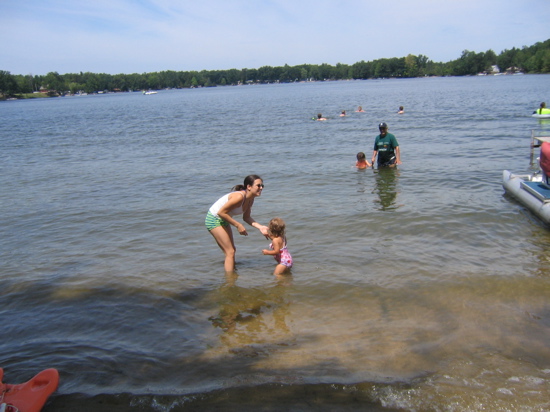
[1,92,50,101]
[1,71,542,101]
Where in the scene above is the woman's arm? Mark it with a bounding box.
[243,199,269,236]
[217,193,249,236]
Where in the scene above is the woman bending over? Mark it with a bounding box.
[205,175,269,274]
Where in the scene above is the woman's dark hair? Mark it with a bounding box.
[232,174,262,191]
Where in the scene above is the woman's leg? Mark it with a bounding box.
[209,225,237,273]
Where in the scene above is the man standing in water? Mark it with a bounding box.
[371,122,402,167]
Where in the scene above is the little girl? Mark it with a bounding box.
[262,217,293,275]
[356,152,371,169]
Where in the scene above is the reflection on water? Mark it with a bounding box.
[353,167,401,212]
[209,273,292,350]
[372,167,401,211]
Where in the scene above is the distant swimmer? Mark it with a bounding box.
[316,113,327,121]
[534,102,549,115]
[340,110,347,117]
[355,152,371,169]
[356,106,365,112]
[398,106,404,114]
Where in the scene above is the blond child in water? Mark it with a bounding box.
[356,152,371,169]
[262,217,293,275]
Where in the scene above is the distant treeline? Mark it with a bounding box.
[1,39,549,97]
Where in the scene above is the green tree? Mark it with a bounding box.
[308,65,321,80]
[497,47,520,71]
[247,68,258,83]
[334,63,350,79]
[82,72,100,93]
[14,74,34,93]
[351,60,371,79]
[485,49,497,67]
[4,38,550,95]
[373,59,391,78]
[0,70,18,96]
[541,49,550,73]
[404,54,418,77]
[318,63,333,79]
[112,74,128,91]
[68,82,83,94]
[257,66,272,82]
[44,71,66,94]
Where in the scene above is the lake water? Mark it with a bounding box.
[1,75,550,411]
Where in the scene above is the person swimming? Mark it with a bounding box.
[398,106,404,114]
[535,102,549,115]
[355,152,371,169]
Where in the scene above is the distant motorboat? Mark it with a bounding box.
[143,90,158,95]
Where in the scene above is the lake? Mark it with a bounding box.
[1,75,550,411]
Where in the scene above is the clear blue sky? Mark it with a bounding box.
[2,0,549,75]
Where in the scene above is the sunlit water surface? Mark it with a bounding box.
[1,75,550,411]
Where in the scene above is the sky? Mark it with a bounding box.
[1,0,550,76]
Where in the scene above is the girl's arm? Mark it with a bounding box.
[243,199,270,236]
[262,236,282,255]
[217,192,248,235]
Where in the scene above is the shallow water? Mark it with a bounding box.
[1,75,550,411]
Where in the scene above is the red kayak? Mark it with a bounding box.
[0,368,59,412]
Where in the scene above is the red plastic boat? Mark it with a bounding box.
[0,368,59,412]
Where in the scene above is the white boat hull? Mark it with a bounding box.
[503,170,550,224]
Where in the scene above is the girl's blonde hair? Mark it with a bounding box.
[268,217,286,238]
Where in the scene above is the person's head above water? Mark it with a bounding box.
[268,217,286,238]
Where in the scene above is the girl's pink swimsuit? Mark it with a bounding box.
[270,238,293,268]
